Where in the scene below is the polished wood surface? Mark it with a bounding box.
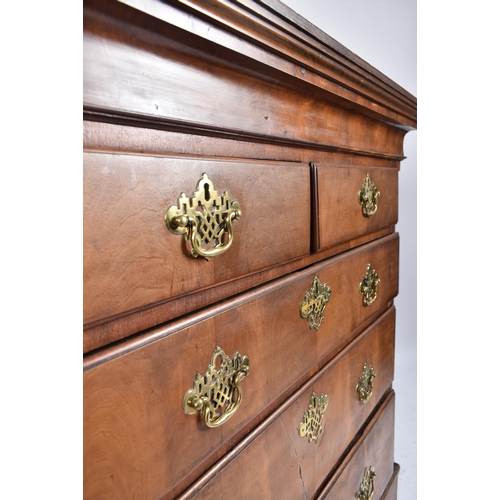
[84,238,397,499]
[175,308,395,500]
[317,166,399,250]
[84,0,416,497]
[84,0,415,156]
[83,225,396,354]
[320,390,395,500]
[84,233,399,371]
[84,154,310,326]
[83,0,415,354]
[380,464,400,500]
[84,121,403,169]
[83,117,400,354]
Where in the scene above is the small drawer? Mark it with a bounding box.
[83,235,398,500]
[317,166,398,250]
[181,309,396,499]
[83,153,310,326]
[319,391,396,500]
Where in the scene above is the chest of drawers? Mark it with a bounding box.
[83,1,417,498]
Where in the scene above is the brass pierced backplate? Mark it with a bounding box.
[356,363,376,403]
[358,174,380,218]
[165,173,242,260]
[183,345,250,428]
[298,392,329,443]
[359,264,380,306]
[357,466,376,500]
[300,276,332,330]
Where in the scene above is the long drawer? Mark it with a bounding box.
[83,236,398,500]
[180,309,396,499]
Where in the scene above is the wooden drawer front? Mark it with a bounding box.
[317,166,398,250]
[83,152,310,325]
[83,236,397,500]
[321,391,395,500]
[380,464,400,500]
[185,308,395,499]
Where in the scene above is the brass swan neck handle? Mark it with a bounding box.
[165,173,242,261]
[183,346,250,428]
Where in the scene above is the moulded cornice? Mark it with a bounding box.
[118,0,417,130]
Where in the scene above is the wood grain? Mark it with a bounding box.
[84,237,398,499]
[84,0,411,159]
[83,121,402,169]
[319,391,396,500]
[83,225,396,353]
[84,233,399,370]
[83,121,401,353]
[118,0,417,129]
[180,310,395,500]
[380,463,400,500]
[84,153,310,326]
[83,1,416,497]
[318,165,399,250]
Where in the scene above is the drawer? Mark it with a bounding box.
[319,391,396,500]
[180,309,395,499]
[317,166,398,250]
[83,235,398,499]
[380,464,400,500]
[83,153,310,326]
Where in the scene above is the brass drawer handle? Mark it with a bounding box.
[357,466,376,500]
[356,363,376,403]
[165,173,242,261]
[359,264,380,306]
[298,391,329,443]
[358,174,380,218]
[300,276,332,330]
[183,345,250,428]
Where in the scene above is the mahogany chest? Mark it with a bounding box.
[83,1,417,498]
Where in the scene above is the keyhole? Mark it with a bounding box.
[204,183,210,202]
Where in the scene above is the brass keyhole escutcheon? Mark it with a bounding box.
[359,264,380,306]
[357,466,376,500]
[183,345,249,428]
[356,363,376,403]
[300,276,332,330]
[165,173,242,260]
[358,174,380,218]
[298,392,329,443]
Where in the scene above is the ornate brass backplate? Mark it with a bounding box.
[356,363,376,403]
[357,466,376,500]
[358,174,380,218]
[359,264,380,306]
[298,392,329,443]
[300,276,332,330]
[183,345,250,428]
[165,173,242,260]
